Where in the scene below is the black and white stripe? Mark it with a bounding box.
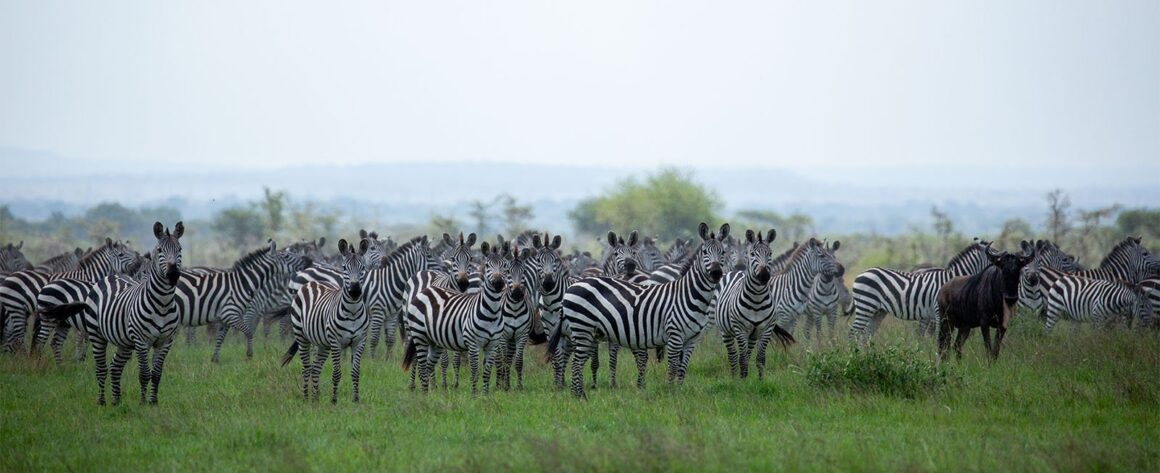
[279,238,370,403]
[714,229,777,379]
[1044,276,1152,333]
[552,223,729,398]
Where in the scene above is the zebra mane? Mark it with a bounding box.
[1098,237,1142,269]
[231,244,274,272]
[380,236,426,268]
[38,250,77,267]
[774,239,815,274]
[74,242,118,269]
[770,243,799,271]
[944,242,984,270]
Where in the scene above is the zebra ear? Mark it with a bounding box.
[338,239,349,255]
[519,248,531,261]
[480,241,491,254]
[533,234,543,249]
[718,223,730,241]
[607,232,617,247]
[745,229,756,244]
[831,240,840,252]
[466,233,477,248]
[551,235,562,250]
[360,229,369,240]
[766,229,776,244]
[105,237,113,247]
[358,238,370,256]
[173,221,184,239]
[153,222,165,239]
[17,241,23,249]
[443,233,454,246]
[268,239,277,251]
[698,222,710,241]
[628,231,638,247]
[369,232,378,240]
[318,237,327,250]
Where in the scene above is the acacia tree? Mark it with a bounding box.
[568,167,723,241]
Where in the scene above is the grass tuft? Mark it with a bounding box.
[805,345,955,399]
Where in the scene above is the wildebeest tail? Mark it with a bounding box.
[279,341,299,367]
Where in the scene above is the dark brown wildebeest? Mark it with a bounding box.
[937,241,1035,361]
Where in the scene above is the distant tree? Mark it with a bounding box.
[1116,208,1160,238]
[996,218,1033,251]
[213,207,265,248]
[429,213,460,235]
[260,187,287,233]
[569,167,723,241]
[468,200,494,236]
[734,209,814,246]
[930,206,955,262]
[567,198,603,236]
[497,194,533,236]
[1045,189,1072,243]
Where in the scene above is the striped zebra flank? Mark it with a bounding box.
[1044,275,1152,333]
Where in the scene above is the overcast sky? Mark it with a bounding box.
[1,1,1156,173]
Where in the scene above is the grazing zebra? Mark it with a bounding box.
[279,238,370,403]
[1043,277,1152,333]
[552,223,730,398]
[41,222,185,405]
[402,240,510,395]
[847,240,993,344]
[2,239,138,352]
[1036,237,1160,303]
[801,241,849,350]
[1017,240,1082,314]
[174,240,289,362]
[29,240,140,361]
[714,228,779,378]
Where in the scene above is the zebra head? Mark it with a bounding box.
[535,232,565,292]
[336,238,369,300]
[151,221,184,286]
[103,238,140,274]
[478,241,507,294]
[743,228,776,285]
[602,231,641,278]
[696,222,731,284]
[821,240,844,282]
[634,236,665,273]
[796,238,838,281]
[1100,237,1160,281]
[505,246,533,304]
[0,241,31,273]
[359,230,390,268]
[1033,239,1081,272]
[441,232,478,292]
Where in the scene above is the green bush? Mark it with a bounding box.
[805,345,954,399]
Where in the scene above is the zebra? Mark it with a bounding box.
[402,240,510,395]
[33,248,85,273]
[174,240,290,363]
[1037,237,1160,301]
[634,236,666,274]
[1017,239,1081,314]
[247,248,317,342]
[1043,276,1152,333]
[587,230,646,389]
[29,240,141,361]
[0,241,32,276]
[752,238,837,378]
[800,241,849,350]
[2,239,138,352]
[714,228,779,378]
[363,236,439,359]
[552,222,730,398]
[496,239,549,390]
[1141,278,1160,328]
[847,240,993,344]
[400,233,479,389]
[279,238,370,403]
[664,238,693,264]
[40,222,185,405]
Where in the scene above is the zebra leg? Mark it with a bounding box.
[736,334,751,379]
[311,347,327,402]
[570,345,591,399]
[74,324,88,361]
[469,346,481,396]
[50,323,68,365]
[185,325,196,345]
[481,344,499,396]
[608,342,619,389]
[802,313,814,345]
[261,314,274,339]
[665,336,681,384]
[422,346,440,393]
[330,346,343,404]
[366,311,385,358]
[211,324,230,363]
[92,340,108,405]
[589,343,600,389]
[279,315,291,340]
[30,315,53,358]
[754,332,772,380]
[453,351,463,389]
[552,338,569,390]
[827,309,838,342]
[350,340,366,403]
[148,339,174,405]
[953,328,971,360]
[514,334,528,390]
[111,347,133,406]
[134,344,151,405]
[721,331,738,377]
[677,346,695,384]
[299,342,313,400]
[632,349,648,389]
[382,314,399,360]
[439,351,450,389]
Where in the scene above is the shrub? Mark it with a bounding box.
[805,345,954,399]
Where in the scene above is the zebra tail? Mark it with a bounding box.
[528,326,548,345]
[270,306,290,320]
[543,322,563,364]
[771,324,796,349]
[40,303,86,322]
[278,341,299,367]
[401,339,417,371]
[843,301,856,317]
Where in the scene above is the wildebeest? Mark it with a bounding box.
[937,241,1035,361]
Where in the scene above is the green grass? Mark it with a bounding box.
[2,315,1158,472]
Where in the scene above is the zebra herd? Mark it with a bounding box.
[1,220,1157,403]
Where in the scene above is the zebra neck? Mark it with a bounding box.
[771,263,815,305]
[71,255,113,281]
[476,289,505,322]
[674,264,718,311]
[742,272,771,298]
[338,289,364,319]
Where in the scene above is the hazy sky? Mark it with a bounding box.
[1,1,1156,172]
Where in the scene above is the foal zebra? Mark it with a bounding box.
[402,240,510,395]
[801,241,849,350]
[553,223,729,398]
[280,238,370,403]
[43,222,184,405]
[847,240,992,344]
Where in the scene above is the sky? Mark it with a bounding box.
[1,1,1157,174]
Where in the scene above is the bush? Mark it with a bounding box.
[805,345,954,399]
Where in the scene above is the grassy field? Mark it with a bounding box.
[1,315,1158,472]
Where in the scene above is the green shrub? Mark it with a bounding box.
[805,345,954,399]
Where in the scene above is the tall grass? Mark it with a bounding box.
[1,314,1157,472]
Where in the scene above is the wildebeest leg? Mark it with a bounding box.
[953,328,971,360]
[981,326,994,361]
[992,326,1006,360]
[937,316,953,361]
